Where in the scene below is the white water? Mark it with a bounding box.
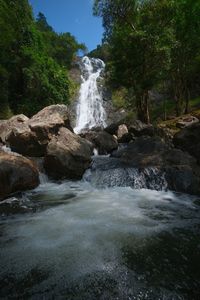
[74,56,107,133]
[1,179,199,299]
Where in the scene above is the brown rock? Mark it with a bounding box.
[0,151,39,200]
[0,114,29,144]
[44,127,92,180]
[5,105,72,157]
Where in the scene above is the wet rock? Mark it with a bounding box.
[44,127,92,180]
[173,123,200,163]
[82,130,118,155]
[111,136,167,167]
[0,151,39,200]
[0,197,32,215]
[86,136,200,195]
[5,105,72,157]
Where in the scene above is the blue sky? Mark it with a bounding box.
[29,0,104,52]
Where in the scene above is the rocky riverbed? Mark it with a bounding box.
[1,104,200,200]
[1,105,200,299]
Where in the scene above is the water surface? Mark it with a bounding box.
[0,180,200,299]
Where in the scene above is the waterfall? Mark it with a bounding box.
[74,56,107,133]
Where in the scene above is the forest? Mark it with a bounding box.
[0,0,85,118]
[1,0,200,124]
[92,0,200,123]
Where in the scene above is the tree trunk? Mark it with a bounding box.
[173,71,188,117]
[184,87,190,114]
[136,91,150,124]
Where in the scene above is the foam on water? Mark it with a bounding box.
[0,180,200,298]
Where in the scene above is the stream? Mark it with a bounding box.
[0,177,200,299]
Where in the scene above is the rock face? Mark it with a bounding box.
[81,130,118,154]
[0,151,39,200]
[85,136,200,195]
[44,127,93,180]
[4,105,72,157]
[173,123,200,163]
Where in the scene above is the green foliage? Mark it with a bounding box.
[0,0,85,118]
[88,44,110,62]
[112,87,128,109]
[94,0,200,122]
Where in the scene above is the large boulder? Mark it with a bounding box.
[44,127,93,180]
[81,130,118,155]
[0,151,39,200]
[5,105,72,157]
[173,123,200,163]
[85,136,200,195]
[0,114,29,144]
[29,104,72,134]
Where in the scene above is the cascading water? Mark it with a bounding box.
[74,56,107,133]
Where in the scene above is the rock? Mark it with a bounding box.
[117,124,128,138]
[44,127,93,180]
[116,124,133,143]
[164,148,200,195]
[82,130,118,155]
[112,136,168,166]
[129,120,154,137]
[5,105,72,157]
[173,123,200,163]
[85,136,200,195]
[29,104,72,133]
[0,114,29,143]
[0,151,39,200]
[6,124,44,157]
[176,116,199,128]
[104,122,123,135]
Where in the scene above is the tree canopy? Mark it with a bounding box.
[94,0,200,122]
[0,0,86,117]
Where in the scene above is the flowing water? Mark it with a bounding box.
[1,59,200,298]
[74,56,107,133]
[0,177,200,299]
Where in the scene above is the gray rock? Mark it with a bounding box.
[173,123,200,163]
[81,130,118,155]
[86,136,200,195]
[129,120,154,137]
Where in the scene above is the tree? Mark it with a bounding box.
[36,12,53,32]
[0,0,85,117]
[169,0,200,115]
[94,0,173,123]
